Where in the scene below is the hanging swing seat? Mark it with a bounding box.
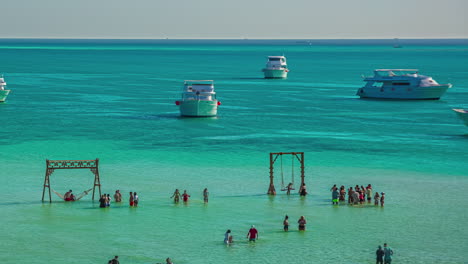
[280,154,295,191]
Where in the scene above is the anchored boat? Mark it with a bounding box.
[175,80,220,117]
[0,76,10,102]
[262,56,289,79]
[453,109,468,127]
[357,69,452,100]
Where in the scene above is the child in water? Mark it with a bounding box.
[374,192,380,206]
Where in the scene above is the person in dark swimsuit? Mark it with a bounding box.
[283,215,289,231]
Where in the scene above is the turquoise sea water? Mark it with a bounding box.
[0,39,467,264]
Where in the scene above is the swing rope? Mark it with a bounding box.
[280,154,285,190]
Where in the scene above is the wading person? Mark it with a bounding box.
[224,229,233,245]
[366,186,373,204]
[203,188,209,203]
[171,189,180,203]
[374,192,380,206]
[298,216,306,231]
[129,191,134,206]
[383,243,393,264]
[246,225,258,242]
[332,188,339,205]
[114,190,122,202]
[339,186,346,202]
[182,190,190,203]
[133,192,139,207]
[376,245,384,264]
[380,192,385,207]
[283,215,289,231]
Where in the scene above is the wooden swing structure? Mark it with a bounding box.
[267,152,305,195]
[41,159,102,203]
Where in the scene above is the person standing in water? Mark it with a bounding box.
[106,194,111,207]
[224,229,233,245]
[114,190,122,203]
[374,192,380,206]
[99,194,106,208]
[171,189,180,203]
[366,186,373,204]
[383,243,393,264]
[133,192,139,207]
[332,188,339,205]
[298,216,307,231]
[283,215,289,231]
[339,186,346,202]
[129,191,134,207]
[246,225,258,242]
[380,192,385,207]
[182,190,190,203]
[376,245,384,264]
[299,183,307,196]
[203,188,209,203]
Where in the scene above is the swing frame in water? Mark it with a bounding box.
[267,152,305,195]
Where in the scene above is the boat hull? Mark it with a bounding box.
[263,69,288,79]
[356,85,450,100]
[453,109,468,127]
[179,100,218,117]
[0,90,10,102]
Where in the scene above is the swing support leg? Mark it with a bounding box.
[267,152,276,195]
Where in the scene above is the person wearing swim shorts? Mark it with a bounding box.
[332,188,339,205]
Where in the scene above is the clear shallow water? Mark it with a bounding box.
[0,39,467,264]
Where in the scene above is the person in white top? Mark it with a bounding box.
[133,192,139,207]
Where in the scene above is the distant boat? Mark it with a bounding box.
[0,76,10,102]
[262,56,289,79]
[393,38,402,48]
[175,80,220,117]
[452,109,468,127]
[356,69,452,100]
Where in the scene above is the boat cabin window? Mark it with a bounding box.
[269,58,281,61]
[392,82,410,86]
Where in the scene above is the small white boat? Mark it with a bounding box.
[175,80,220,117]
[357,69,452,100]
[0,76,10,102]
[453,109,468,127]
[262,56,289,79]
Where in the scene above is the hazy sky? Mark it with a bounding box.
[0,0,466,39]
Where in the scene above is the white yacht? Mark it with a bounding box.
[452,109,468,127]
[262,56,289,79]
[175,80,220,117]
[0,76,10,102]
[357,69,452,100]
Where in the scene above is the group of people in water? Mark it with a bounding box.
[98,190,139,208]
[107,255,174,264]
[96,188,209,208]
[223,215,308,245]
[330,184,385,206]
[170,188,209,203]
[376,243,394,264]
